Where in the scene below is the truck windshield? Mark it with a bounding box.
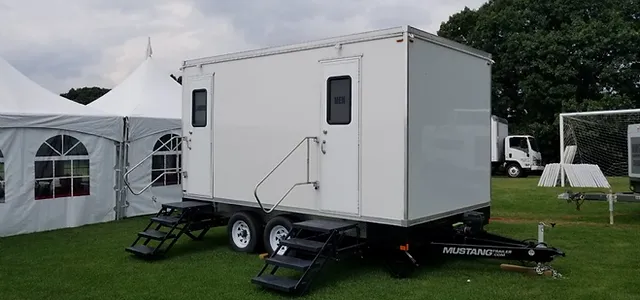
[528,137,540,152]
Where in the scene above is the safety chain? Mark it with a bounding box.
[535,263,563,279]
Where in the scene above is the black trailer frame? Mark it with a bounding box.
[559,190,640,224]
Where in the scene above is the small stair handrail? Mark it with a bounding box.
[254,136,319,214]
[123,135,185,196]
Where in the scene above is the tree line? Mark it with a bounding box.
[61,0,639,163]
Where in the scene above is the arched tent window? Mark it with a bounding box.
[34,135,90,200]
[0,149,5,203]
[152,134,182,186]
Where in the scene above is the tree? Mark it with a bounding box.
[438,0,640,163]
[60,87,110,105]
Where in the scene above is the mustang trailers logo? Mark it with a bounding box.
[442,247,513,257]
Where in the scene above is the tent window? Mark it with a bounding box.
[151,134,182,187]
[0,149,4,203]
[34,135,90,200]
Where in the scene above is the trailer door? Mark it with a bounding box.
[319,57,361,216]
[183,74,214,198]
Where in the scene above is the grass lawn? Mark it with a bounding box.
[2,177,640,300]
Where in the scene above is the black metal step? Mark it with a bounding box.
[138,229,175,240]
[125,245,157,256]
[293,219,357,233]
[280,238,325,252]
[266,255,315,271]
[163,201,213,210]
[251,274,299,293]
[150,215,182,226]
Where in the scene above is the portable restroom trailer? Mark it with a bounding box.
[123,26,564,295]
[181,25,492,229]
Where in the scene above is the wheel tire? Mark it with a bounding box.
[263,216,294,256]
[228,211,262,253]
[506,163,522,178]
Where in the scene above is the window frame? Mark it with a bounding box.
[191,89,208,128]
[326,75,353,125]
[34,135,90,200]
[151,134,183,187]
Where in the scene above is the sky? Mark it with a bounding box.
[0,0,486,94]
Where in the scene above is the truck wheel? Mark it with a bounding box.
[263,216,293,256]
[228,211,262,253]
[506,163,522,178]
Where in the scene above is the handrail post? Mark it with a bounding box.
[254,136,319,214]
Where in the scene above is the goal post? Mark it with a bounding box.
[559,108,640,187]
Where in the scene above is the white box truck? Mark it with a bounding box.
[491,115,544,177]
[124,26,565,295]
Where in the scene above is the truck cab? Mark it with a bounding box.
[491,115,544,178]
[503,135,544,177]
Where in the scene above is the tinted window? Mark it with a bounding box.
[192,89,207,127]
[631,137,640,174]
[509,137,528,151]
[327,76,352,125]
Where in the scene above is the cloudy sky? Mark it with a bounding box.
[0,0,485,94]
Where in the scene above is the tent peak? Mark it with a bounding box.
[146,36,153,59]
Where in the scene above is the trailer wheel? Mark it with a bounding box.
[228,211,261,253]
[506,163,522,178]
[264,216,293,256]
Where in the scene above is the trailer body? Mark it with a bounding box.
[628,124,640,191]
[180,26,492,227]
[124,26,566,295]
[490,115,509,164]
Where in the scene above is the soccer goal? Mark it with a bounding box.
[558,108,640,187]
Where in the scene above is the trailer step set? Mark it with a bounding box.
[252,219,363,295]
[125,201,225,258]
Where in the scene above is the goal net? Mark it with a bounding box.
[560,109,640,180]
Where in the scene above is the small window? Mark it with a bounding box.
[192,89,207,127]
[0,149,4,203]
[326,76,352,125]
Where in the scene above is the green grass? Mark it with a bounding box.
[2,177,640,300]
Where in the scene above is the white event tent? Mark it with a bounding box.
[0,56,124,237]
[88,38,183,218]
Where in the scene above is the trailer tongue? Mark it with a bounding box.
[377,211,565,280]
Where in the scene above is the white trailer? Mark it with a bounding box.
[490,115,544,177]
[124,26,565,295]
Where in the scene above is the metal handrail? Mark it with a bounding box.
[254,136,319,214]
[123,135,184,196]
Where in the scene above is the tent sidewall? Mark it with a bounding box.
[0,127,117,237]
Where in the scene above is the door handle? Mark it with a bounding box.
[321,140,327,154]
[509,153,512,158]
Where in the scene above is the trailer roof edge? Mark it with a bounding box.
[182,25,492,68]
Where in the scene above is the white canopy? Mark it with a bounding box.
[0,56,123,141]
[0,56,122,237]
[88,41,181,139]
[88,40,183,218]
